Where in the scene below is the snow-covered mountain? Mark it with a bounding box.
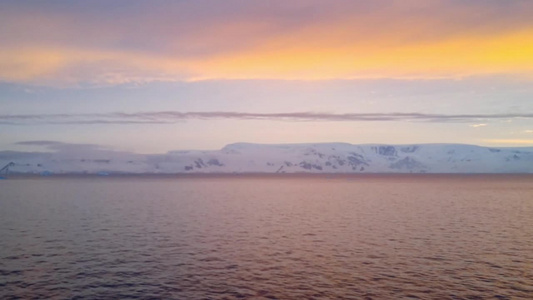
[1,143,532,174]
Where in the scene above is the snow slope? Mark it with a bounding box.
[1,143,532,174]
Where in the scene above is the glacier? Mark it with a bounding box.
[1,143,532,175]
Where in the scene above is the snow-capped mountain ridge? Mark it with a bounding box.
[1,143,532,174]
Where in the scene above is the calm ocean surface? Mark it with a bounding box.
[1,175,532,299]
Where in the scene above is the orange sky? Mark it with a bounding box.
[1,1,532,151]
[1,0,532,85]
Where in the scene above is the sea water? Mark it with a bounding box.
[1,175,532,299]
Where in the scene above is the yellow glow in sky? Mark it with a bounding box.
[191,30,533,81]
[1,1,533,84]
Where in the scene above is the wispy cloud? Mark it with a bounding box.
[1,1,532,85]
[470,123,488,128]
[13,140,123,154]
[1,111,532,125]
[15,140,65,146]
[484,139,533,145]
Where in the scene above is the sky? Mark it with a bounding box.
[1,0,533,154]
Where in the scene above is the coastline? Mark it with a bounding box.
[4,172,533,181]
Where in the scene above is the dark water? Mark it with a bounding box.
[1,175,532,299]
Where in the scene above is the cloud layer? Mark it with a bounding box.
[1,0,532,85]
[2,111,532,125]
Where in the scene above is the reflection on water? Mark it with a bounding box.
[1,175,532,299]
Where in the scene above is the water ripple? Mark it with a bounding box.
[0,176,532,299]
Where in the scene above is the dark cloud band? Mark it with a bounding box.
[1,111,532,125]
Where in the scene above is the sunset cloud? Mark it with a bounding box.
[2,1,532,153]
[1,0,532,85]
